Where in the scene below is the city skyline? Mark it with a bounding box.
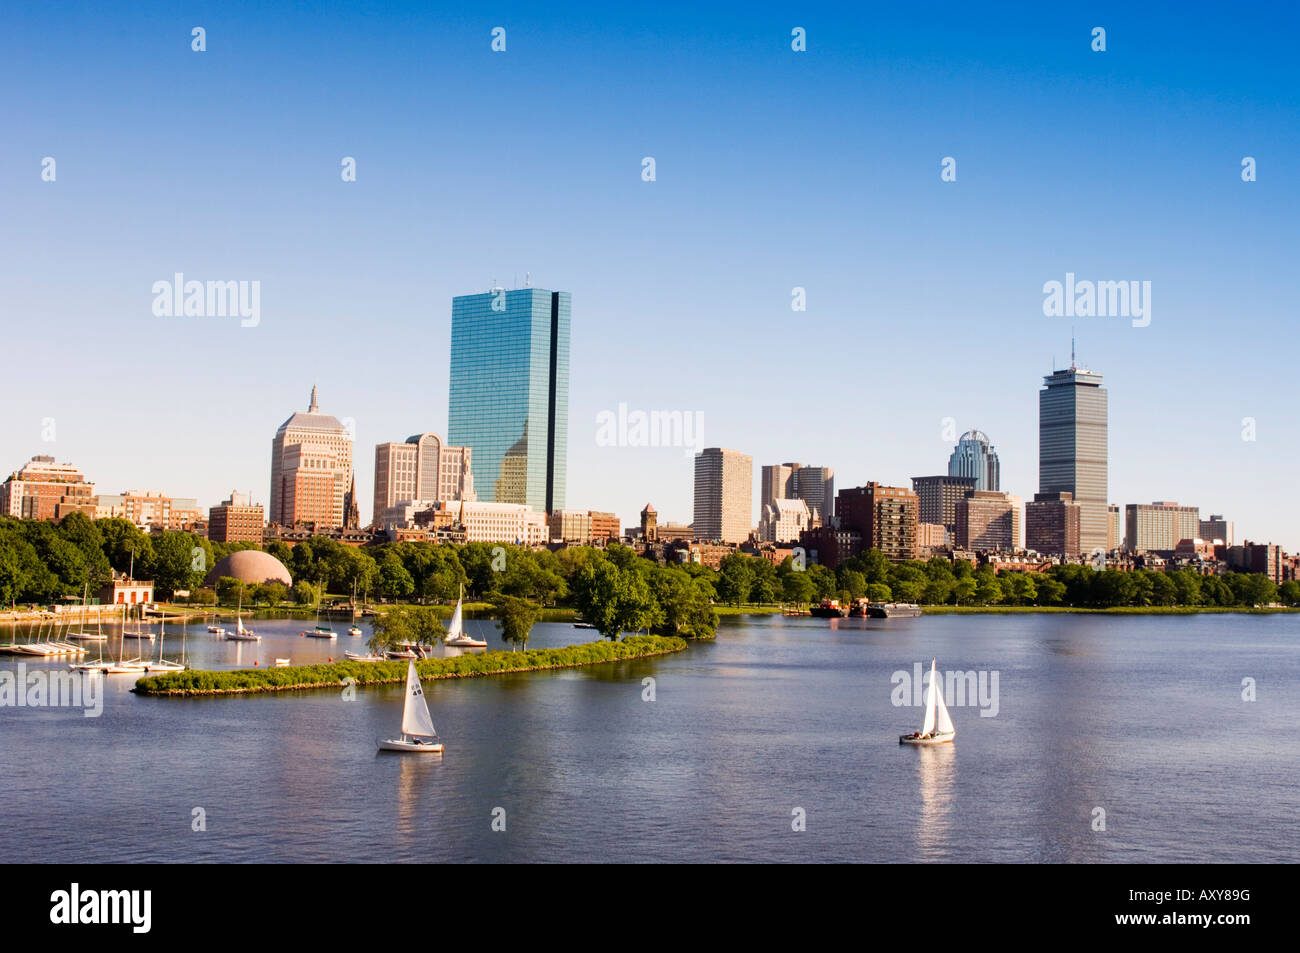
[3,6,1296,549]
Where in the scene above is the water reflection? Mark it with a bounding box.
[913,744,957,859]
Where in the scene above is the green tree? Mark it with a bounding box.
[491,594,541,649]
[571,555,658,640]
[716,553,756,607]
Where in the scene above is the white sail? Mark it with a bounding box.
[921,659,938,736]
[399,660,437,738]
[934,669,955,735]
[444,594,463,642]
[236,615,246,635]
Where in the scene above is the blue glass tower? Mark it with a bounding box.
[947,430,1000,492]
[449,288,570,513]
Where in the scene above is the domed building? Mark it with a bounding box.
[204,550,293,588]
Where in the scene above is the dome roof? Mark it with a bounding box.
[204,550,293,587]
[959,430,991,445]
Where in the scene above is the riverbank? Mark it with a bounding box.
[921,605,1299,615]
[132,635,688,696]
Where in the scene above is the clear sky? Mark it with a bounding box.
[2,2,1297,548]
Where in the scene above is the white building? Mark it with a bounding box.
[758,497,811,543]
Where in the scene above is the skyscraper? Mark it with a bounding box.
[1039,365,1108,555]
[760,463,835,521]
[911,474,976,537]
[269,386,353,528]
[449,288,569,513]
[372,433,475,525]
[694,448,753,543]
[947,430,1000,491]
[836,483,919,562]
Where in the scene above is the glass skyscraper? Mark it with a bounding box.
[947,430,1000,491]
[1039,366,1108,555]
[449,288,570,513]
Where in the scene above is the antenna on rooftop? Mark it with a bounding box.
[1071,328,1076,370]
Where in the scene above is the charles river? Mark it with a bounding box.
[1,611,1296,863]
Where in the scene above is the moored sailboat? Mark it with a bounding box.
[443,587,486,648]
[899,659,955,745]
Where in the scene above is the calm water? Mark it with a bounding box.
[1,612,1297,863]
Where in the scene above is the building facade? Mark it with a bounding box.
[208,491,265,544]
[911,475,977,538]
[955,490,1021,552]
[758,497,811,543]
[1026,491,1082,558]
[1199,514,1234,547]
[0,455,96,521]
[1039,366,1108,555]
[269,386,353,529]
[761,463,835,522]
[947,430,1000,491]
[449,288,570,513]
[693,447,753,543]
[373,432,475,526]
[836,483,919,562]
[1124,502,1200,553]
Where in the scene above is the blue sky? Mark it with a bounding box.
[2,2,1297,547]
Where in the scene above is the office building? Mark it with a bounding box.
[1026,491,1082,558]
[761,463,836,522]
[0,455,96,520]
[1039,364,1108,554]
[1199,514,1234,547]
[759,497,811,543]
[836,483,919,562]
[955,490,1021,552]
[270,386,353,528]
[948,430,1001,491]
[912,475,977,537]
[449,288,570,513]
[1124,502,1200,553]
[373,433,475,526]
[694,448,753,543]
[209,491,265,544]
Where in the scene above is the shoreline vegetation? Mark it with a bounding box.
[133,635,687,697]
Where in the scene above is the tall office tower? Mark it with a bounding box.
[694,447,753,543]
[836,482,919,562]
[449,288,570,513]
[1199,514,1234,546]
[911,475,977,537]
[1039,364,1107,555]
[760,463,835,521]
[269,386,353,528]
[373,433,475,525]
[1124,502,1200,552]
[948,430,1001,491]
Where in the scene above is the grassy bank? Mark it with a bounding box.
[133,635,688,697]
[921,605,1299,615]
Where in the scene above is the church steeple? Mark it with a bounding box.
[309,383,319,413]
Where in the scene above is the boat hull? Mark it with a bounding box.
[445,637,487,648]
[869,603,923,618]
[899,732,955,745]
[377,738,444,754]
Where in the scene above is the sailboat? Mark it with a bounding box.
[225,590,260,641]
[106,605,148,675]
[67,584,108,641]
[377,660,444,753]
[899,659,956,745]
[145,614,186,672]
[70,610,112,673]
[443,586,486,647]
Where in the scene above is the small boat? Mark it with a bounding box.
[273,658,292,667]
[347,625,363,637]
[207,624,224,633]
[900,659,955,745]
[385,647,418,659]
[344,650,384,662]
[303,626,337,640]
[144,617,187,672]
[225,594,260,641]
[377,660,445,754]
[869,602,923,619]
[572,621,597,630]
[810,598,847,618]
[443,588,486,647]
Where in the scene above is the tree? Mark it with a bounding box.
[292,580,319,606]
[650,567,717,638]
[571,555,658,640]
[716,553,756,607]
[378,553,415,600]
[370,606,445,654]
[491,594,541,650]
